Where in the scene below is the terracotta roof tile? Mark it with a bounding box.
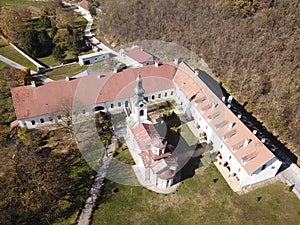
[126,47,153,64]
[11,64,176,119]
[174,63,275,174]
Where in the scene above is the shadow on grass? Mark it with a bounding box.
[54,159,96,223]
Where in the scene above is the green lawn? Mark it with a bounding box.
[53,158,96,225]
[91,164,300,225]
[180,124,198,146]
[0,0,47,8]
[44,64,88,80]
[0,45,37,71]
[0,61,9,70]
[38,55,57,67]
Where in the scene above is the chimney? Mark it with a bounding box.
[155,61,159,67]
[253,130,257,135]
[65,76,69,81]
[113,68,117,73]
[195,70,199,76]
[228,121,235,130]
[227,104,231,109]
[261,138,266,143]
[222,96,226,102]
[31,81,36,88]
[228,95,233,104]
[174,58,178,65]
[237,114,242,119]
[243,138,251,147]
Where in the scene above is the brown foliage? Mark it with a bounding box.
[98,0,300,157]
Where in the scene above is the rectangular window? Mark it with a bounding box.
[118,102,121,107]
[111,103,114,108]
[171,91,174,95]
[165,92,167,97]
[31,120,35,125]
[40,118,45,123]
[158,94,161,98]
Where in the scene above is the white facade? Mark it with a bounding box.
[78,52,111,66]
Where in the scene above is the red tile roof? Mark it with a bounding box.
[174,63,275,174]
[78,0,89,11]
[126,47,153,64]
[11,64,176,119]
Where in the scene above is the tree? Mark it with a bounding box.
[53,45,66,63]
[38,29,54,57]
[0,8,24,41]
[40,14,52,28]
[19,29,39,57]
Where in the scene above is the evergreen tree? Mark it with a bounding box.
[38,29,54,57]
[53,45,66,63]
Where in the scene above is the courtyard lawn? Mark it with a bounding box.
[179,124,198,146]
[91,164,300,225]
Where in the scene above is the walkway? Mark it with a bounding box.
[0,54,53,82]
[76,137,115,225]
[277,163,300,199]
[75,6,141,68]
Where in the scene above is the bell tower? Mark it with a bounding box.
[131,71,148,123]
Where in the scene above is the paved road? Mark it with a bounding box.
[75,7,142,68]
[77,136,116,225]
[0,54,53,82]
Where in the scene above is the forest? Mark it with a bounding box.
[97,0,300,160]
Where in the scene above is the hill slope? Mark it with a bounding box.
[98,0,300,160]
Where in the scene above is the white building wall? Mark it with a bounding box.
[78,52,111,66]
[240,157,282,188]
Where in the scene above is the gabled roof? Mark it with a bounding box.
[126,47,153,64]
[78,0,89,11]
[11,64,176,119]
[174,62,275,174]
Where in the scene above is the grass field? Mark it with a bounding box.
[91,164,300,225]
[0,0,47,8]
[0,45,37,71]
[44,64,88,80]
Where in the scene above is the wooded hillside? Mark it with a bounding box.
[97,0,300,160]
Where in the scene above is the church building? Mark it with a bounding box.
[10,61,283,193]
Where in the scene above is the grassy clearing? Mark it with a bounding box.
[0,45,37,71]
[44,64,88,80]
[91,164,300,225]
[38,55,57,67]
[53,158,96,225]
[0,61,9,70]
[0,0,47,8]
